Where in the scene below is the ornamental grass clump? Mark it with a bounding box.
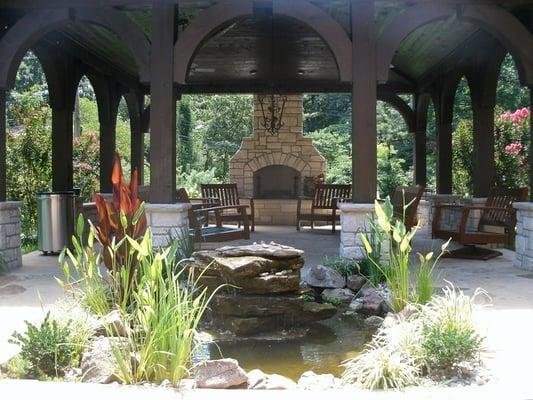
[342,285,486,390]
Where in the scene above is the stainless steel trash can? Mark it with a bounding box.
[37,191,77,254]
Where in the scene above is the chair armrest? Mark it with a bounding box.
[461,206,515,213]
[192,204,249,214]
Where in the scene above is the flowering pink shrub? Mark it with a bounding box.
[504,142,523,156]
[494,107,529,188]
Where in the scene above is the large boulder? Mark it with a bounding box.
[192,358,248,389]
[305,265,345,288]
[297,371,341,390]
[80,337,122,384]
[321,288,354,304]
[210,294,305,317]
[216,242,304,259]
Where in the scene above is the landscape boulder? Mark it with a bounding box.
[305,264,345,288]
[349,287,390,316]
[297,371,341,390]
[93,310,129,337]
[346,274,366,292]
[321,288,354,304]
[192,358,248,389]
[80,337,122,384]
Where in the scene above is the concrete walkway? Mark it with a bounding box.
[0,225,532,397]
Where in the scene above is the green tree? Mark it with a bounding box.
[178,99,193,171]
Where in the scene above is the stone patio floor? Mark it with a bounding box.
[1,225,532,398]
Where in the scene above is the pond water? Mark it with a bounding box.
[200,313,373,381]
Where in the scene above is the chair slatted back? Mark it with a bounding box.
[312,184,351,210]
[391,185,425,225]
[479,187,528,228]
[201,183,240,207]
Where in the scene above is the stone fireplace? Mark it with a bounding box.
[229,94,326,225]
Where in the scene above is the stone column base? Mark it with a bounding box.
[145,203,190,248]
[0,201,22,270]
[514,202,533,270]
[339,203,375,260]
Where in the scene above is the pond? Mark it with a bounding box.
[199,312,373,381]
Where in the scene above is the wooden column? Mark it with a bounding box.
[0,89,6,201]
[125,92,144,184]
[149,2,177,204]
[468,58,501,197]
[51,106,74,191]
[432,80,457,195]
[93,77,121,193]
[414,94,430,187]
[351,0,377,203]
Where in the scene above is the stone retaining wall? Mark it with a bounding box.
[0,201,22,271]
[145,203,190,247]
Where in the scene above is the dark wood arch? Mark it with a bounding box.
[377,90,415,133]
[173,0,352,83]
[377,3,533,85]
[0,7,150,89]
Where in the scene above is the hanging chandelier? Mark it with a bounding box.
[257,93,287,135]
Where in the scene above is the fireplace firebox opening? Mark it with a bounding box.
[254,165,301,199]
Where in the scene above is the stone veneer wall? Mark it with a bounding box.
[513,202,533,271]
[229,94,326,199]
[145,204,190,247]
[339,203,375,259]
[0,202,22,270]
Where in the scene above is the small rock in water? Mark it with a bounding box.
[192,358,248,389]
[321,288,354,304]
[305,265,345,288]
[297,371,340,390]
[247,369,269,389]
[363,315,384,328]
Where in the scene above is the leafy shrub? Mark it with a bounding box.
[421,286,485,372]
[342,285,486,390]
[9,312,79,378]
[5,354,31,378]
[323,256,357,278]
[177,167,219,198]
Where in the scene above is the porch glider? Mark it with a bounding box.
[177,188,250,243]
[432,187,528,260]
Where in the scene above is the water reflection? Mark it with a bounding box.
[200,313,373,381]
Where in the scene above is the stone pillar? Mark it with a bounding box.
[514,202,533,270]
[339,202,374,259]
[145,203,190,248]
[0,201,22,270]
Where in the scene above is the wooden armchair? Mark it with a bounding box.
[176,188,250,243]
[432,187,528,260]
[390,185,425,231]
[296,184,351,233]
[201,183,255,232]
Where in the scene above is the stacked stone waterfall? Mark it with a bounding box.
[185,242,336,336]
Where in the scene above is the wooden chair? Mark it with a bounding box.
[176,188,250,243]
[201,183,255,232]
[296,184,351,233]
[390,185,425,231]
[432,187,528,260]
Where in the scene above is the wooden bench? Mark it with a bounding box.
[176,188,250,242]
[201,183,255,232]
[432,187,528,259]
[296,184,351,233]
